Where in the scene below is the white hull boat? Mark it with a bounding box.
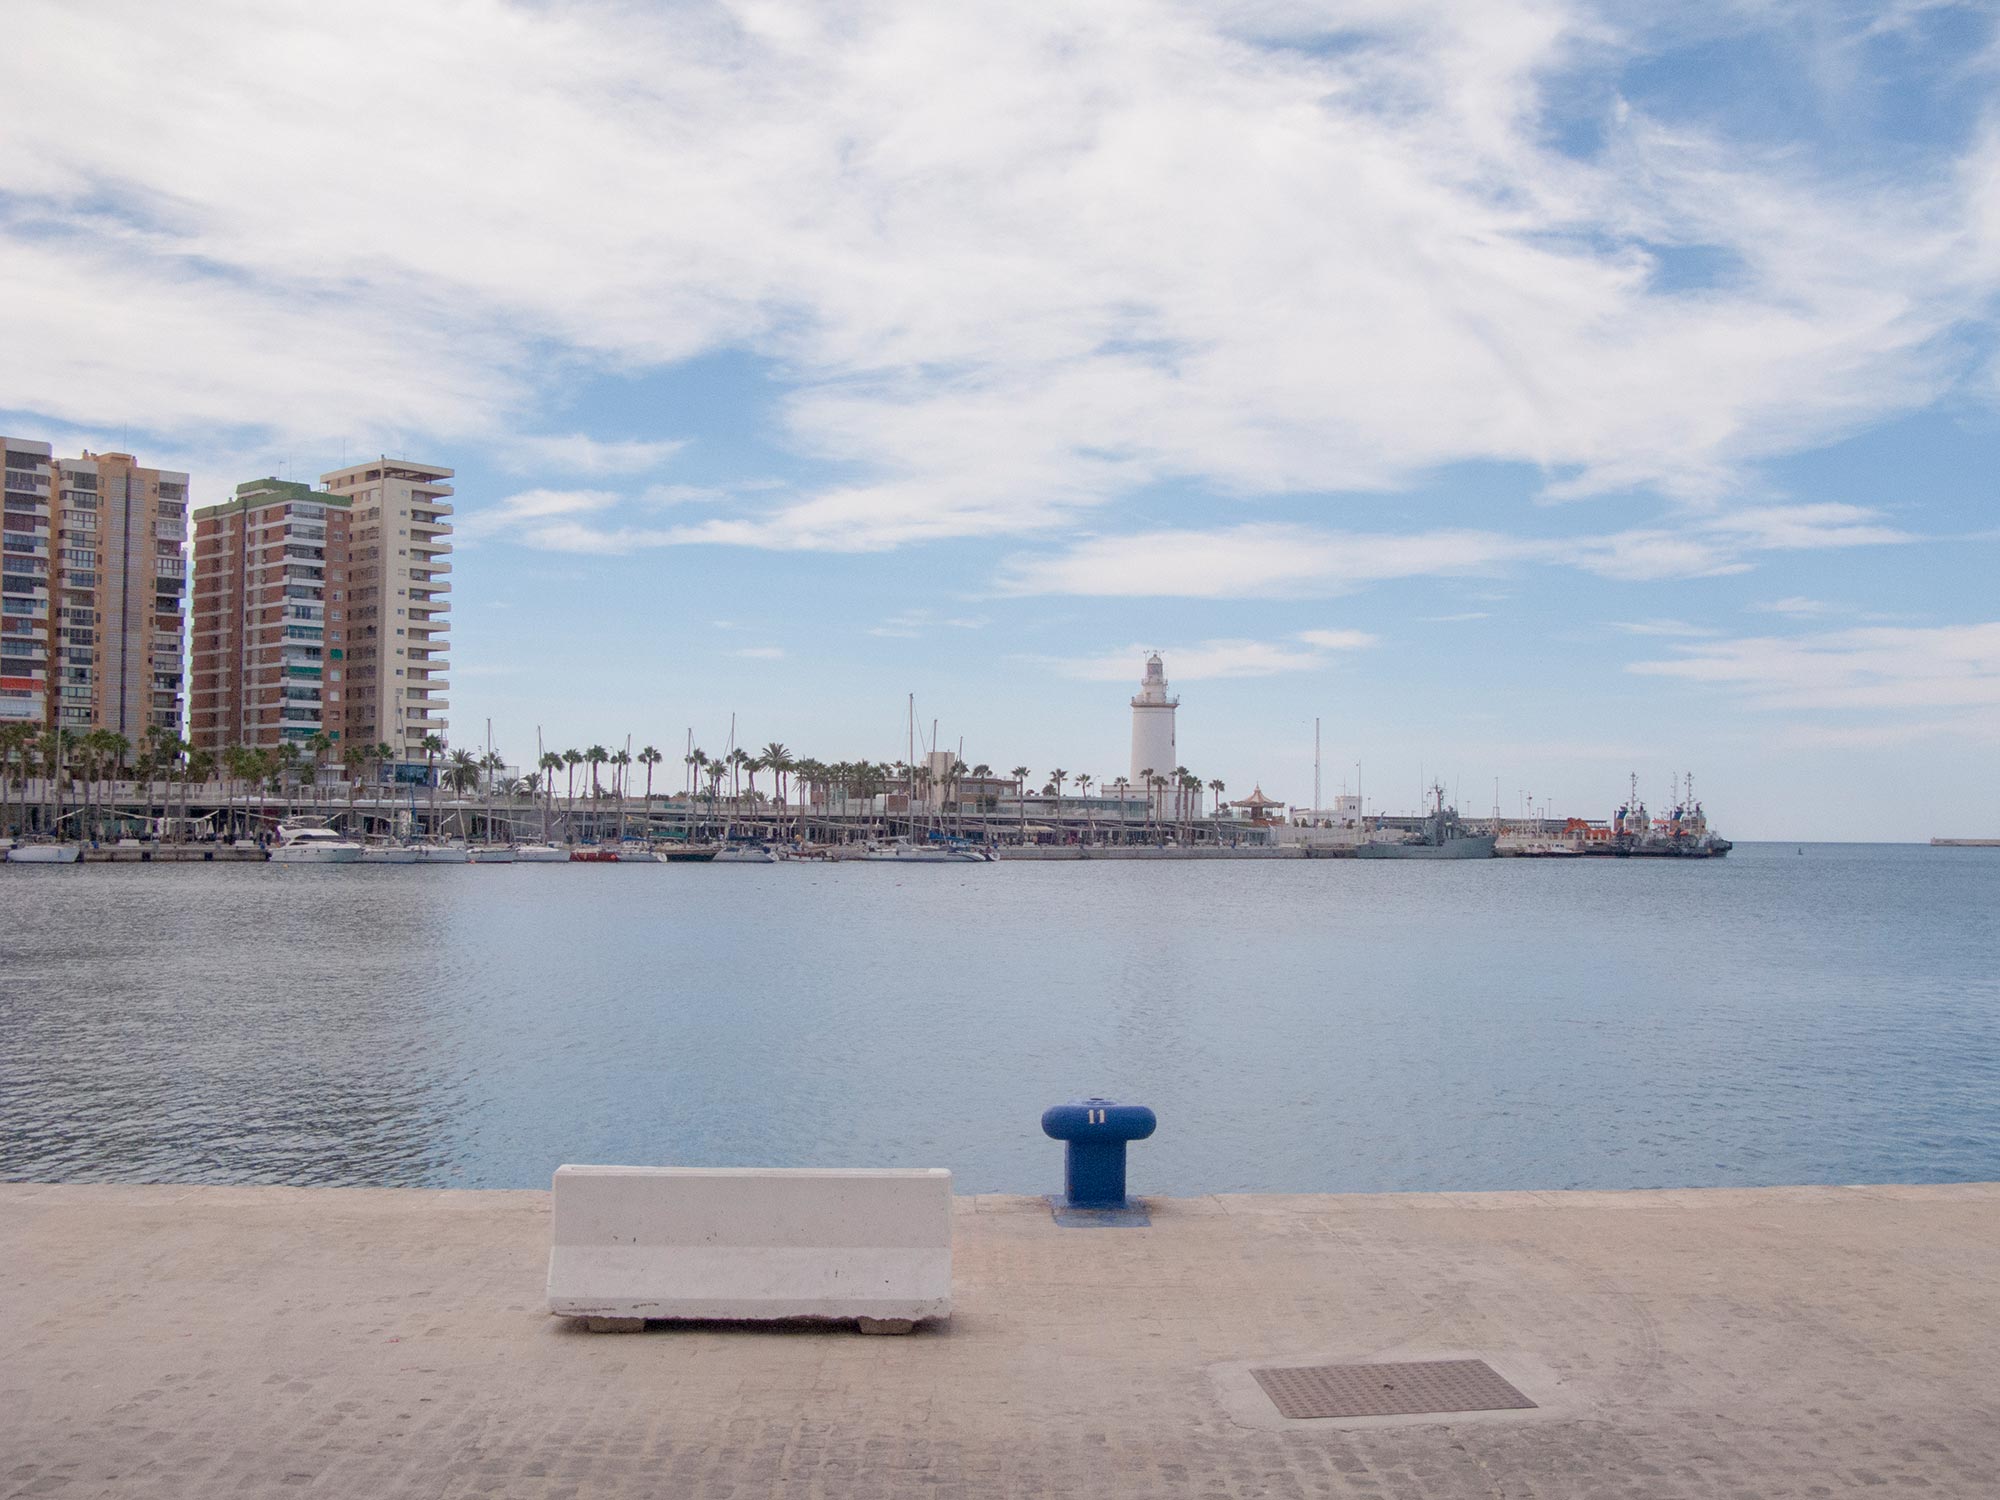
[359,844,421,864]
[712,844,779,864]
[511,843,568,862]
[5,843,82,864]
[614,845,660,863]
[270,823,364,864]
[853,840,994,864]
[411,843,471,864]
[467,845,517,864]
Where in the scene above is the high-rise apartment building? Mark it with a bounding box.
[1,439,55,728]
[0,438,187,740]
[53,451,189,740]
[188,458,451,766]
[189,479,350,752]
[318,459,452,761]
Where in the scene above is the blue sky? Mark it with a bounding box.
[4,0,1997,838]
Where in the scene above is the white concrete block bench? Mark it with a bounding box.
[547,1165,953,1333]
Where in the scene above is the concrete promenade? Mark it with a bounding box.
[4,1181,1997,1498]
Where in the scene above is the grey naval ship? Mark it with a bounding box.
[1355,785,1498,859]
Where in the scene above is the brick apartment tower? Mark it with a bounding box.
[0,437,188,740]
[189,479,350,752]
[316,459,452,764]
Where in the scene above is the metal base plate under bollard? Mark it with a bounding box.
[1045,1194,1152,1228]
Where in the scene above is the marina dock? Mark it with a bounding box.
[5,1180,1995,1497]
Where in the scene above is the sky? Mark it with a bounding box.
[3,0,1997,839]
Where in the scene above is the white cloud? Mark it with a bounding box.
[1752,596,1841,616]
[729,646,786,660]
[458,488,621,540]
[1296,628,1380,651]
[1611,619,1722,637]
[0,1,1992,551]
[499,435,685,476]
[868,610,990,639]
[1628,622,2000,724]
[997,503,1915,597]
[1036,631,1377,682]
[998,525,1525,597]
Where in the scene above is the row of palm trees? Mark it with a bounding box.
[0,723,443,841]
[1,717,1245,845]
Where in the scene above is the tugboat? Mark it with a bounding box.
[1624,773,1732,858]
[1354,784,1498,860]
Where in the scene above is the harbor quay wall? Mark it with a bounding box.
[4,1179,1997,1497]
[0,778,1597,850]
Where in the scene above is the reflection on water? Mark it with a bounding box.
[2,844,1996,1194]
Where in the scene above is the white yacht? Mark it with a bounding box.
[613,843,660,863]
[358,842,420,864]
[712,843,779,864]
[467,844,517,864]
[5,842,82,864]
[270,824,364,864]
[852,838,994,864]
[511,842,568,863]
[410,842,471,864]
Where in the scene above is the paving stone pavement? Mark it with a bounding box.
[3,1182,1998,1498]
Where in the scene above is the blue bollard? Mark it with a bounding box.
[1041,1098,1157,1210]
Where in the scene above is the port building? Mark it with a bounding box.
[1,436,188,741]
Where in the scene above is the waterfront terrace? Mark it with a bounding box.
[3,1181,1996,1497]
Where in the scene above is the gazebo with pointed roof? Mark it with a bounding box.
[1227,785,1285,824]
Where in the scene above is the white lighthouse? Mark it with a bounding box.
[1129,652,1179,803]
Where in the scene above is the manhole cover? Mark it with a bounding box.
[1251,1359,1536,1420]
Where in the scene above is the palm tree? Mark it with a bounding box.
[185,747,213,840]
[562,748,582,810]
[638,746,662,826]
[538,751,564,840]
[1074,772,1093,840]
[611,748,632,840]
[585,745,609,797]
[760,743,792,810]
[1209,778,1225,817]
[0,724,27,838]
[420,733,445,837]
[343,744,368,830]
[304,731,333,814]
[1012,765,1031,841]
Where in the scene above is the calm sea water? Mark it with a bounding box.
[1,843,1995,1195]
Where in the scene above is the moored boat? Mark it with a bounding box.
[467,844,517,864]
[1354,786,1497,861]
[5,842,82,864]
[270,823,364,864]
[712,842,778,864]
[851,837,995,864]
[511,843,568,862]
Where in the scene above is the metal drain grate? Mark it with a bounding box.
[1251,1359,1537,1420]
